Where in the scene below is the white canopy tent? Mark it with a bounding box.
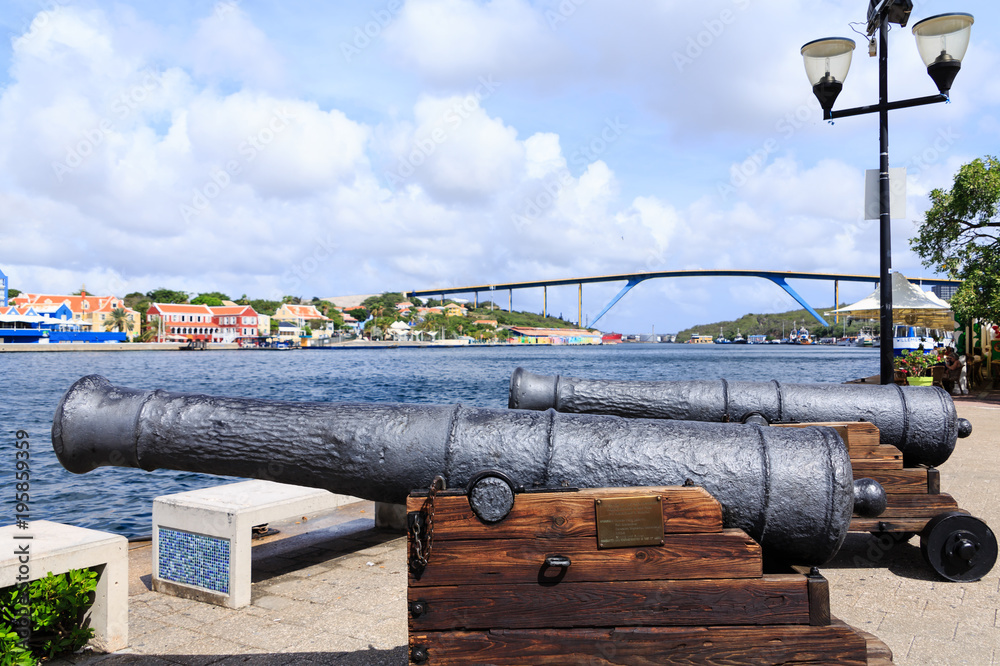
[828,273,957,329]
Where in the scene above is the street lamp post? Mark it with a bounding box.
[802,3,973,385]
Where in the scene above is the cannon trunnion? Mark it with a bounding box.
[54,374,865,565]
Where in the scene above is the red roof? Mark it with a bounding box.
[209,305,257,317]
[278,304,330,320]
[147,303,214,315]
[13,293,135,316]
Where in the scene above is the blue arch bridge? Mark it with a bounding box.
[406,269,961,329]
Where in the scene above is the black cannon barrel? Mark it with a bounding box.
[53,375,864,565]
[509,368,972,468]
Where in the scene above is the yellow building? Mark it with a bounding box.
[442,302,468,317]
[13,292,140,340]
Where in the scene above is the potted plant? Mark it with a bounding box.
[893,349,943,386]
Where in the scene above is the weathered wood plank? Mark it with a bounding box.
[858,627,895,663]
[874,493,959,518]
[851,460,907,472]
[852,468,933,494]
[775,421,903,466]
[406,486,723,540]
[409,621,872,665]
[807,571,831,626]
[407,575,810,631]
[850,517,932,533]
[409,529,761,586]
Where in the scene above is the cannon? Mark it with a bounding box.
[509,368,998,582]
[508,367,972,467]
[51,375,887,565]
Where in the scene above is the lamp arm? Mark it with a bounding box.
[826,93,948,120]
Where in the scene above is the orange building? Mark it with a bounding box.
[146,303,218,342]
[146,303,261,343]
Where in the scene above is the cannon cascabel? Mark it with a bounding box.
[509,367,970,468]
[53,374,862,565]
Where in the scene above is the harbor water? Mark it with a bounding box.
[2,344,880,538]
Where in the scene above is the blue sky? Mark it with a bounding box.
[1,0,997,333]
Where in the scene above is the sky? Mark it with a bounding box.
[0,0,997,334]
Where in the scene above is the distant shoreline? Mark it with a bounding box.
[0,342,240,353]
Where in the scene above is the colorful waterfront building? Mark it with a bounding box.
[273,303,331,329]
[12,291,140,340]
[146,303,262,343]
[146,303,218,342]
[507,327,602,345]
[210,304,260,343]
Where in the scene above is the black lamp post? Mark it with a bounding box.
[802,4,973,385]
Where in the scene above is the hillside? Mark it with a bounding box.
[676,305,873,342]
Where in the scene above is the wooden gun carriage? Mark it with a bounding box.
[407,480,893,665]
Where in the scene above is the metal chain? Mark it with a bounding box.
[411,475,445,569]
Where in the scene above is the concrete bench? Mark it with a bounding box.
[152,480,354,608]
[0,520,128,652]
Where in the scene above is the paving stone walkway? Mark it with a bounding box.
[56,391,1000,665]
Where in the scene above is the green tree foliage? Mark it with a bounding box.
[911,156,1000,325]
[123,291,148,311]
[103,307,131,333]
[361,293,405,315]
[675,307,870,342]
[191,292,230,306]
[325,309,345,329]
[248,299,281,316]
[345,307,368,321]
[7,288,20,298]
[145,288,189,304]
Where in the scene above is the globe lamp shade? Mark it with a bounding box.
[912,13,973,95]
[801,38,856,113]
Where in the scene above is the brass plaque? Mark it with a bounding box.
[595,495,664,549]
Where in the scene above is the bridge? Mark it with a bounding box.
[406,269,961,329]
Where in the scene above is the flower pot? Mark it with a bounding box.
[907,376,934,386]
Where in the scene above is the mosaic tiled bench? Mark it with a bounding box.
[0,520,128,652]
[152,480,352,608]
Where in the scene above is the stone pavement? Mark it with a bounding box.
[57,390,1000,665]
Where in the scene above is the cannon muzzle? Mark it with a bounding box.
[509,368,970,467]
[54,375,873,565]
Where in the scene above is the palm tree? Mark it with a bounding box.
[104,308,131,334]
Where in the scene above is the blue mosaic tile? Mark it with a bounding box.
[158,527,230,594]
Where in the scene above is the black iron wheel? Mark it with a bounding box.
[920,512,998,582]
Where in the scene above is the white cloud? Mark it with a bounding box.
[383,0,562,87]
[0,1,995,334]
[187,2,285,89]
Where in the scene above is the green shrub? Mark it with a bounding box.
[0,569,98,664]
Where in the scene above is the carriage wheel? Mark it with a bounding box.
[920,512,998,582]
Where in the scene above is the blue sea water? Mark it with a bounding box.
[1,344,879,538]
